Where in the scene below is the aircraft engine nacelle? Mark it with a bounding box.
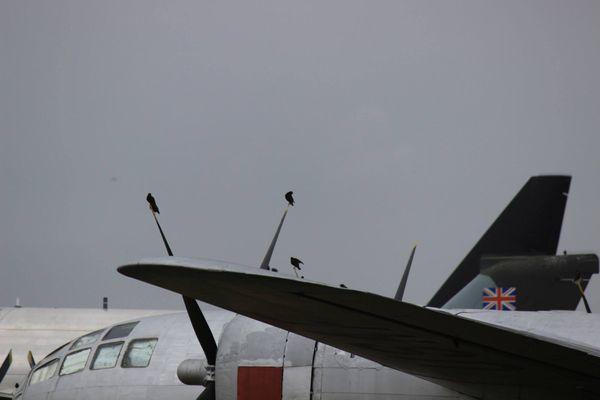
[215,314,314,400]
[215,315,461,400]
[177,358,212,386]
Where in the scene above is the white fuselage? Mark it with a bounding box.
[0,307,174,395]
[13,308,600,400]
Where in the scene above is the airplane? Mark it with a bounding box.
[0,307,175,398]
[10,175,600,400]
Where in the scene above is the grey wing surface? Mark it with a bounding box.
[119,257,600,398]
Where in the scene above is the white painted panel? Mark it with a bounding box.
[282,333,316,400]
[314,344,462,400]
[282,366,312,400]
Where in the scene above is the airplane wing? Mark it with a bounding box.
[118,257,600,398]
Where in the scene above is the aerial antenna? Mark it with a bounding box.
[145,193,218,400]
[394,244,418,301]
[260,191,294,270]
[574,273,592,314]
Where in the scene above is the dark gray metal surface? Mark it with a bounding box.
[444,253,599,310]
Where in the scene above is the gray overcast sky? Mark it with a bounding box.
[1,1,600,311]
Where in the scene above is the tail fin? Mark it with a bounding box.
[427,175,571,307]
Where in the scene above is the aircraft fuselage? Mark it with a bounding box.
[19,310,467,400]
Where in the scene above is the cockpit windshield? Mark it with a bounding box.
[103,322,138,340]
[29,359,59,385]
[70,329,103,350]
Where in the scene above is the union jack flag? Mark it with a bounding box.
[482,287,517,310]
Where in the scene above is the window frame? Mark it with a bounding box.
[59,348,92,376]
[29,358,59,385]
[45,342,70,358]
[121,338,158,369]
[70,329,104,350]
[90,341,125,370]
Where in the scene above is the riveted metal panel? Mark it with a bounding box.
[313,344,463,400]
[22,373,58,400]
[216,316,288,400]
[283,366,312,400]
[282,334,316,400]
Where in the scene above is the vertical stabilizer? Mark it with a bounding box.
[427,175,571,307]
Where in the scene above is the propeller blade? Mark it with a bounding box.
[27,350,36,369]
[394,244,417,301]
[260,207,289,270]
[574,274,592,314]
[183,297,218,365]
[580,293,592,314]
[0,350,12,383]
[196,381,215,400]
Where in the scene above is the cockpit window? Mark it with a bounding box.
[29,359,59,385]
[91,342,124,370]
[121,338,157,368]
[70,329,103,350]
[59,348,91,376]
[103,322,138,340]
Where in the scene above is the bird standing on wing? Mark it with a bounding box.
[285,191,295,207]
[290,257,303,277]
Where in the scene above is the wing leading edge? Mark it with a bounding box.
[118,258,600,398]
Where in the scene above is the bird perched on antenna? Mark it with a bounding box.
[290,257,303,277]
[145,193,173,256]
[146,193,160,214]
[285,191,295,207]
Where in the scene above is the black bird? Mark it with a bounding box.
[290,257,303,270]
[146,193,160,214]
[285,191,295,206]
[339,284,347,288]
